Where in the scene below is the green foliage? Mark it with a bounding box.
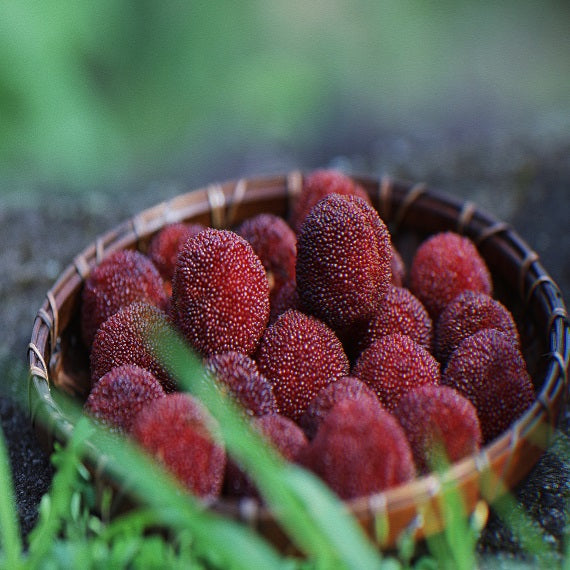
[1,323,568,568]
[152,324,383,569]
[0,424,23,569]
[1,2,569,192]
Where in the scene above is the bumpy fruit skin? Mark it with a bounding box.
[236,213,296,303]
[409,232,492,320]
[290,169,372,233]
[171,228,270,356]
[204,351,278,416]
[442,328,535,443]
[81,249,167,347]
[435,290,519,363]
[269,278,299,324]
[394,385,482,473]
[356,286,433,355]
[84,364,165,434]
[131,393,226,499]
[353,333,440,411]
[90,302,176,391]
[254,414,308,461]
[390,246,406,287]
[296,194,393,330]
[147,222,205,281]
[225,414,308,497]
[300,398,415,500]
[255,310,350,421]
[299,376,380,440]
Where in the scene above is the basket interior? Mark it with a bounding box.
[27,172,570,548]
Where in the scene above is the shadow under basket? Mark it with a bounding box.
[28,172,570,552]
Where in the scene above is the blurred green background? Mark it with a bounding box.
[1,0,569,199]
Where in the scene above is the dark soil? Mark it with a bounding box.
[1,120,569,559]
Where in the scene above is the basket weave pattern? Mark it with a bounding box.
[28,173,570,549]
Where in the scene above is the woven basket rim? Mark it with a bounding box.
[27,171,570,548]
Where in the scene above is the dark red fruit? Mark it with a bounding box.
[84,364,165,434]
[256,310,350,421]
[435,290,519,363]
[442,328,535,443]
[353,333,440,411]
[300,398,415,499]
[390,246,406,287]
[204,351,278,416]
[131,393,226,498]
[269,278,299,324]
[394,385,482,473]
[81,249,168,347]
[90,302,175,391]
[254,413,308,461]
[236,213,296,302]
[409,232,492,320]
[171,228,270,356]
[356,286,433,355]
[296,194,392,330]
[225,414,308,497]
[147,222,205,281]
[299,376,380,439]
[290,169,372,233]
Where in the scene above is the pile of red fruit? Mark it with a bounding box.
[81,169,536,502]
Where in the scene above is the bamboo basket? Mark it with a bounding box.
[28,172,570,551]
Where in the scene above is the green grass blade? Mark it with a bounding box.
[0,425,23,569]
[45,405,290,570]
[25,418,91,568]
[422,486,477,570]
[490,491,558,566]
[151,324,383,569]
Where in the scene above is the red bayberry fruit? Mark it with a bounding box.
[171,228,270,356]
[394,385,482,473]
[353,333,440,411]
[269,278,299,324]
[204,351,278,416]
[84,364,165,434]
[147,222,205,281]
[81,249,168,347]
[236,213,296,302]
[90,302,176,391]
[390,245,406,287]
[299,376,380,440]
[256,310,350,421]
[442,328,535,443]
[356,286,433,355]
[254,413,308,461]
[435,290,520,363]
[296,194,393,330]
[225,413,308,497]
[131,393,226,498]
[300,398,415,499]
[290,169,372,233]
[409,232,492,320]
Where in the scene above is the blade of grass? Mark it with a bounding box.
[152,324,383,569]
[422,484,477,570]
[562,508,570,570]
[477,453,559,567]
[490,491,558,566]
[419,447,478,570]
[25,418,93,568]
[0,425,23,569]
[42,402,291,570]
